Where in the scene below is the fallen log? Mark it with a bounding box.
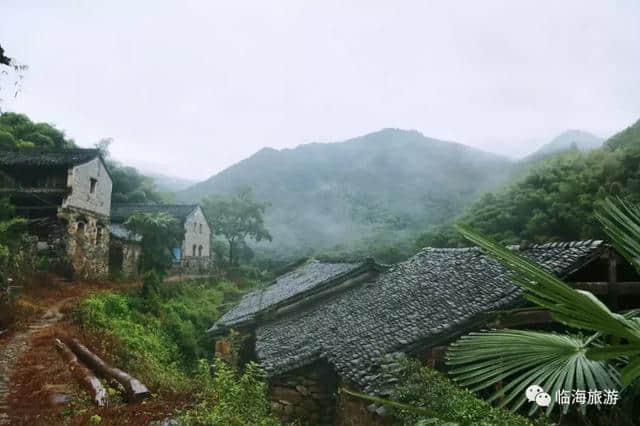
[68,338,151,402]
[54,338,108,406]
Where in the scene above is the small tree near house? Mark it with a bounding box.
[202,186,272,266]
[124,212,183,295]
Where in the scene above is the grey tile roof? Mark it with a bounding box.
[253,240,604,393]
[209,260,366,333]
[0,149,101,167]
[110,203,198,222]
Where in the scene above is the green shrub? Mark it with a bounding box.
[180,359,280,426]
[74,280,233,389]
[391,360,542,426]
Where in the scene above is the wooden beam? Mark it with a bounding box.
[488,310,554,328]
[570,282,640,295]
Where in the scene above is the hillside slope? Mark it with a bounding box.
[424,118,640,247]
[521,130,603,163]
[178,129,514,257]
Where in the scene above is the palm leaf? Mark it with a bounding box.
[455,223,640,345]
[447,329,617,415]
[595,197,640,274]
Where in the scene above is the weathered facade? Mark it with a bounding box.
[109,223,142,279]
[0,149,112,280]
[110,203,213,276]
[209,242,640,425]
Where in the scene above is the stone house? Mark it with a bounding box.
[110,203,212,276]
[0,149,113,279]
[208,242,640,425]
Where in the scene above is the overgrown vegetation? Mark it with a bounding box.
[73,278,281,424]
[389,360,538,425]
[180,360,280,426]
[74,279,241,387]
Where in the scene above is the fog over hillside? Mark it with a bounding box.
[178,129,516,257]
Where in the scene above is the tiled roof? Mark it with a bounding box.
[252,241,604,393]
[110,203,198,222]
[0,149,101,167]
[209,260,367,333]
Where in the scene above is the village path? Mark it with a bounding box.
[0,298,70,425]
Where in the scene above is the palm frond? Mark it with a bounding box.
[455,223,640,345]
[447,329,617,415]
[595,197,640,274]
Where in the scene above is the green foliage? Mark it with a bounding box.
[180,359,280,426]
[95,138,163,204]
[390,359,537,425]
[453,216,640,418]
[74,280,235,387]
[423,123,640,248]
[124,212,184,276]
[447,330,617,416]
[202,186,272,266]
[0,112,75,149]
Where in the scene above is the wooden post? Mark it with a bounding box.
[607,249,619,310]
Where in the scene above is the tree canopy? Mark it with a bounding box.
[0,112,75,150]
[124,212,184,277]
[416,119,640,248]
[202,186,272,266]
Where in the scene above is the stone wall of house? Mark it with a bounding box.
[268,362,338,425]
[60,207,110,280]
[175,256,216,275]
[62,157,112,217]
[182,206,210,258]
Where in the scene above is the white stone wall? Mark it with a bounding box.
[62,158,112,217]
[182,206,211,258]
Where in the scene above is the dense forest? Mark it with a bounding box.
[417,118,640,248]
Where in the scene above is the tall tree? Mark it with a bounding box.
[202,187,272,266]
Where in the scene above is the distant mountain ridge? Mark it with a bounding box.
[522,130,603,163]
[177,128,515,257]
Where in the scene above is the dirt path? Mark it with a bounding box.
[0,298,70,425]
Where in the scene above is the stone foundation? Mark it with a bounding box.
[268,362,338,425]
[59,207,109,280]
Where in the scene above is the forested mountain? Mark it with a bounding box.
[524,130,603,161]
[178,129,515,258]
[418,118,640,248]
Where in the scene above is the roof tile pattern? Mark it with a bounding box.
[110,203,198,222]
[0,149,100,167]
[254,241,604,393]
[211,260,364,332]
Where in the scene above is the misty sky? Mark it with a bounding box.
[1,1,639,180]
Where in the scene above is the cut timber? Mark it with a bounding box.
[54,338,108,406]
[68,338,150,402]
